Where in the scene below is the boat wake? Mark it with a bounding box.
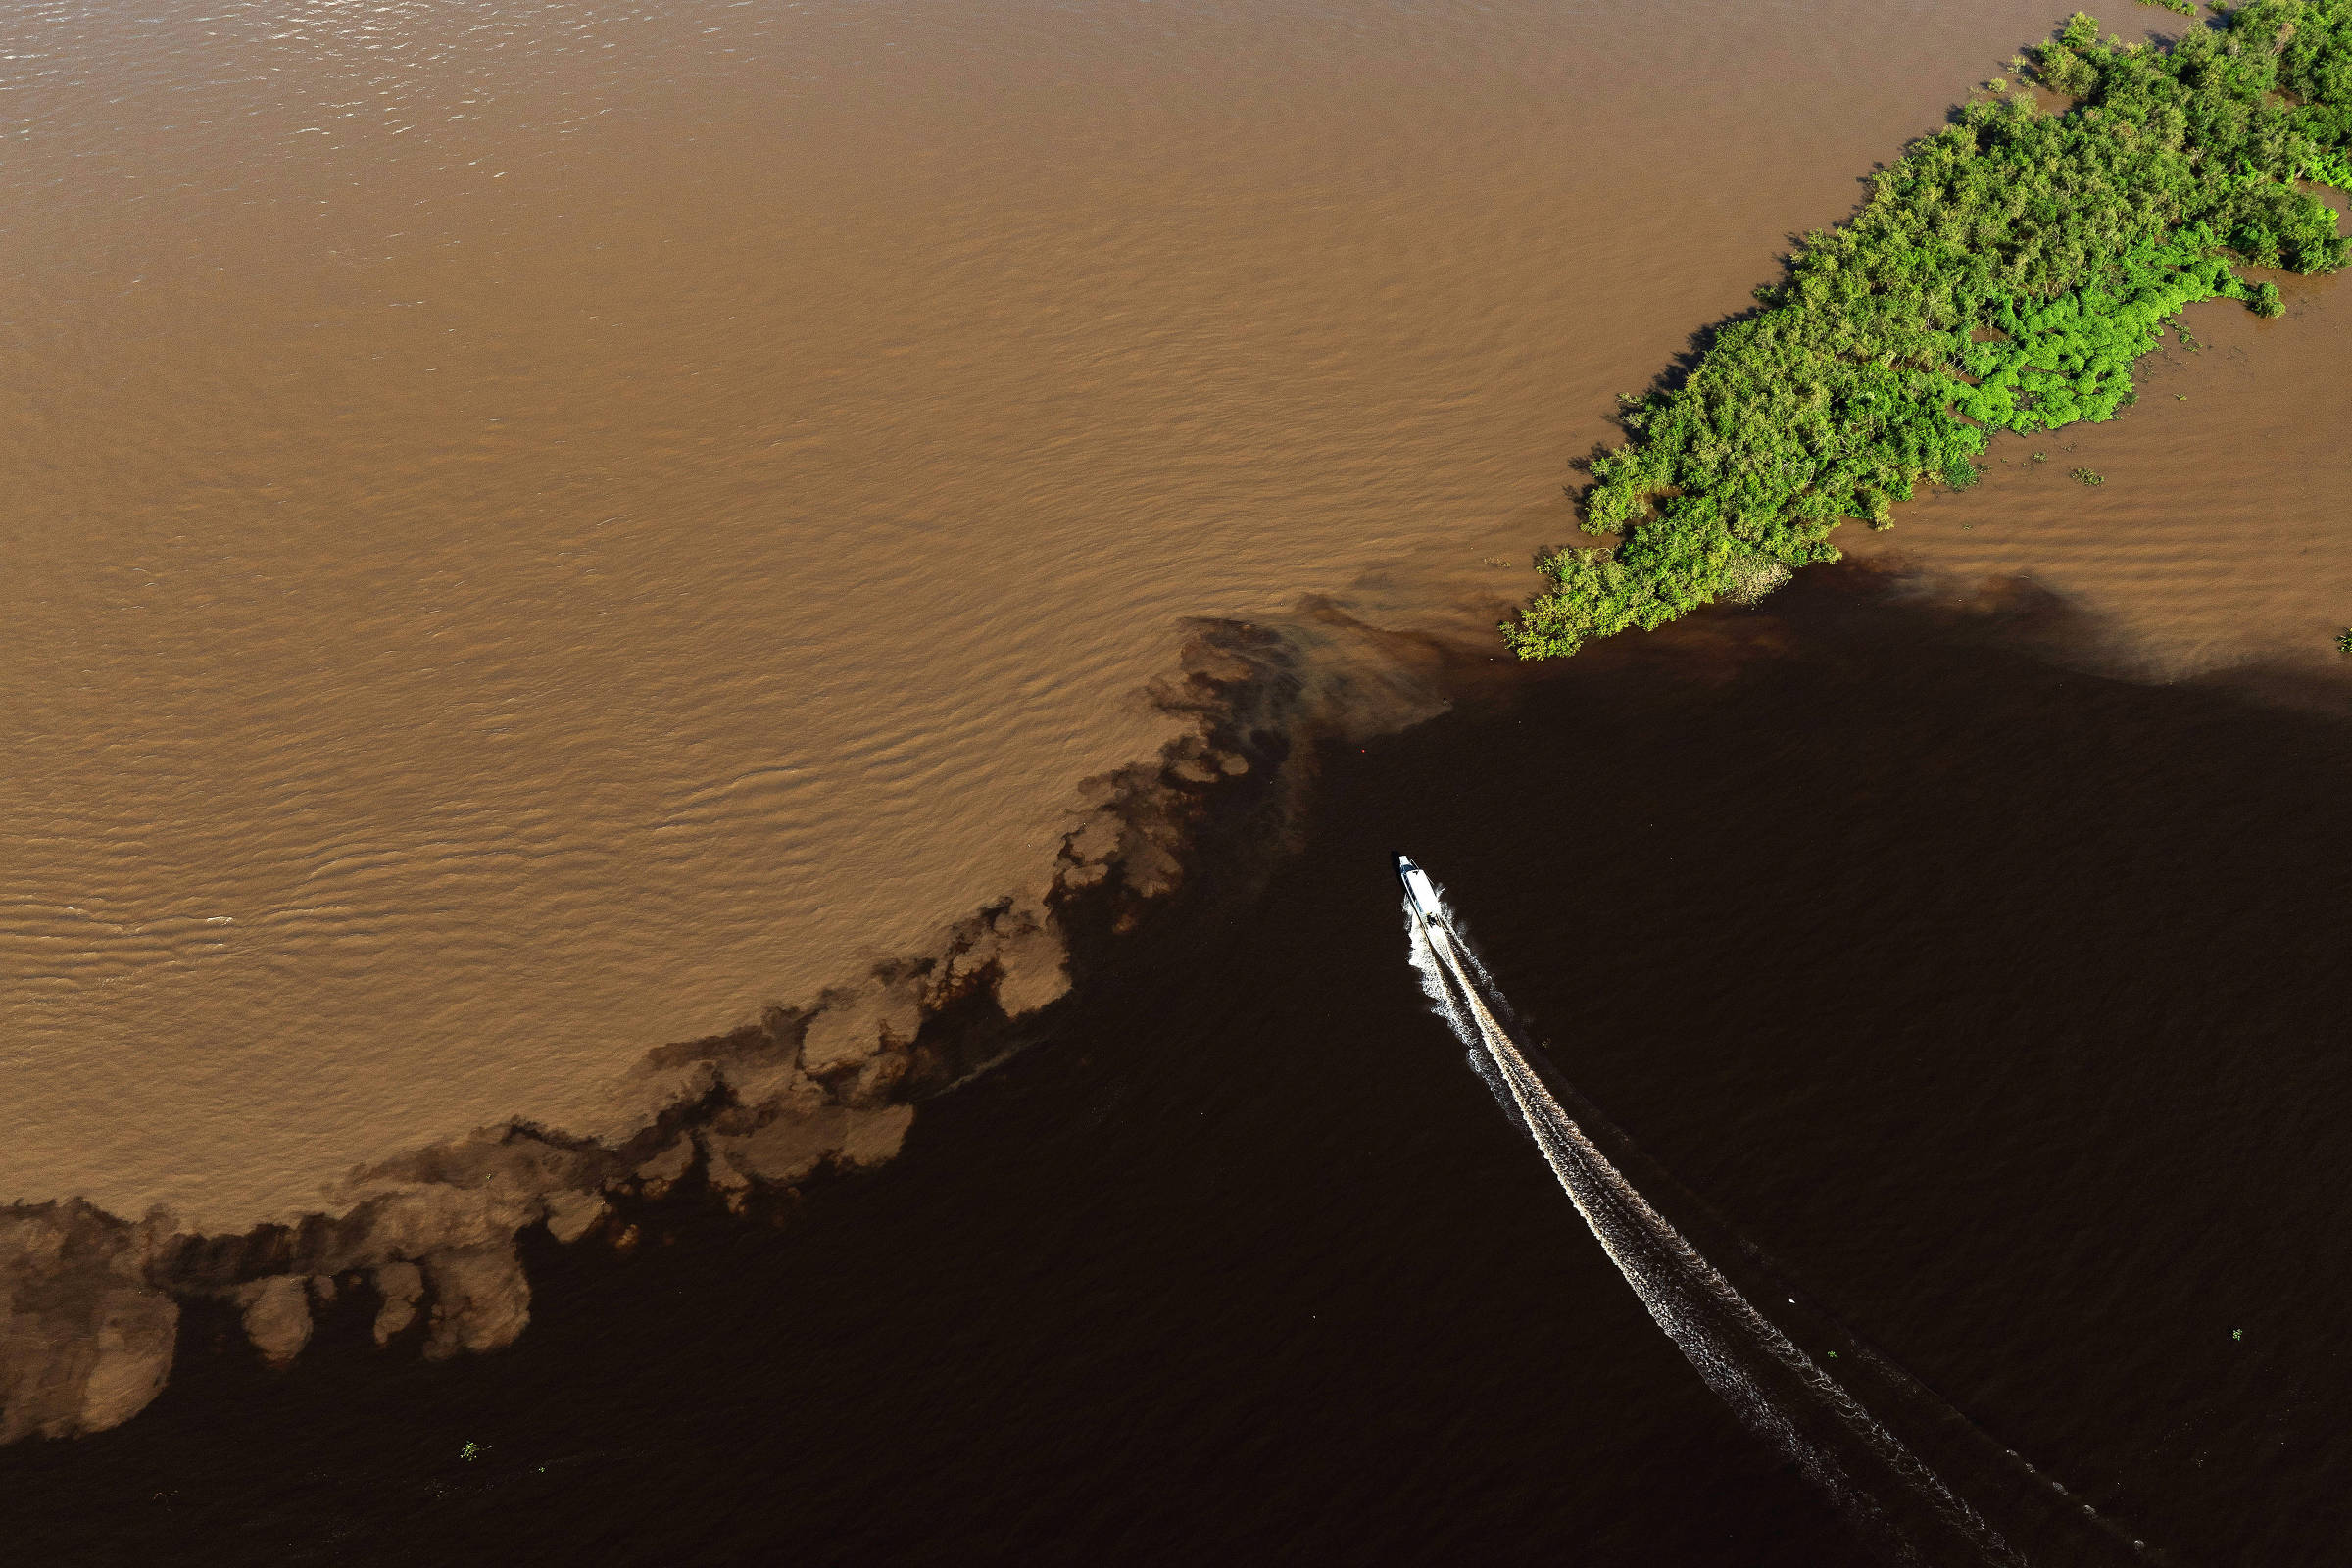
[1398,857,2154,1567]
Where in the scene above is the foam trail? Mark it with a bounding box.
[1405,894,2027,1567]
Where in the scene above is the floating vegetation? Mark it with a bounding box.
[2336,625,2352,654]
[1716,548,1795,605]
[1506,6,2352,659]
[2071,466,2107,485]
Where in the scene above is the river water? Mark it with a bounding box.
[24,0,2341,1228]
[5,0,2350,1558]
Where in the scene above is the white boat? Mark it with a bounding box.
[1394,853,1446,925]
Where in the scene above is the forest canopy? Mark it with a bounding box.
[1505,3,2352,659]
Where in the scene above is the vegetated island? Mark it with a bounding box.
[1506,4,2352,659]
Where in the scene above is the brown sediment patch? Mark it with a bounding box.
[0,1203,177,1444]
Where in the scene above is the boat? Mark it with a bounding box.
[1394,853,1446,925]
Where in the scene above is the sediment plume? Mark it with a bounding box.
[0,1203,178,1445]
[0,600,1463,1445]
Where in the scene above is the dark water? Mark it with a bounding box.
[9,570,2349,1566]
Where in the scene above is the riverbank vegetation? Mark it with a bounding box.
[1507,4,2352,658]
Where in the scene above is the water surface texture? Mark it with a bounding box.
[5,0,2347,1232]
